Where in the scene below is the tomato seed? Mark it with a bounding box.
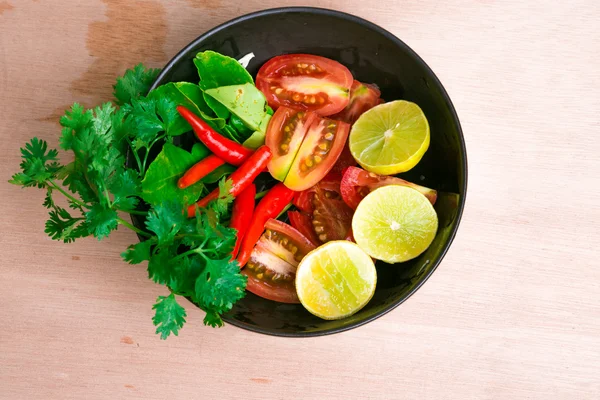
[314,155,322,163]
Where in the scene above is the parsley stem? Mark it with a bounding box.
[125,209,148,216]
[117,217,151,238]
[47,180,87,208]
[125,137,143,172]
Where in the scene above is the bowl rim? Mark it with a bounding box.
[148,6,468,338]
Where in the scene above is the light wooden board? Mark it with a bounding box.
[1,0,599,399]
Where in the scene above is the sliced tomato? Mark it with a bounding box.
[288,211,320,246]
[283,117,350,191]
[256,54,353,116]
[242,219,316,303]
[289,178,353,245]
[328,140,356,176]
[266,107,317,181]
[330,80,381,124]
[340,166,438,210]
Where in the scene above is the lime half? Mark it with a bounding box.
[295,241,377,320]
[352,185,438,263]
[349,100,429,175]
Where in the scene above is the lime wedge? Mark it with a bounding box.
[349,100,429,175]
[352,185,438,263]
[295,241,376,320]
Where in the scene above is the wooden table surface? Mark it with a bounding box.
[1,1,599,399]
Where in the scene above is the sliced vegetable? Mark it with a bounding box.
[178,155,225,189]
[288,210,320,246]
[283,117,350,191]
[204,83,269,131]
[237,183,295,267]
[256,54,353,116]
[188,145,272,216]
[177,106,253,166]
[243,219,316,303]
[330,80,381,124]
[266,107,317,181]
[230,184,256,259]
[290,177,354,245]
[340,166,437,209]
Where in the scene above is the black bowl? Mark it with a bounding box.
[141,7,467,337]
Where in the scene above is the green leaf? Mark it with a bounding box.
[194,257,246,318]
[152,294,187,340]
[204,83,268,131]
[194,51,253,91]
[201,164,236,184]
[149,82,227,134]
[141,143,208,206]
[43,188,56,209]
[121,240,153,264]
[204,92,230,119]
[113,63,161,105]
[45,207,89,243]
[109,169,141,211]
[59,104,94,151]
[147,246,176,284]
[85,203,118,240]
[169,256,203,296]
[145,202,187,245]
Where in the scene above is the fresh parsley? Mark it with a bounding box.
[9,63,247,339]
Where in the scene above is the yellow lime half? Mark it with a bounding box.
[349,100,429,175]
[352,185,438,263]
[295,241,377,320]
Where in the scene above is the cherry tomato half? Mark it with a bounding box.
[340,166,438,210]
[242,219,315,303]
[330,80,381,124]
[256,54,353,116]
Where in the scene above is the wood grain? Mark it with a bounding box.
[1,0,599,399]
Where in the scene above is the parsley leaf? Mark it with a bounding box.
[194,257,246,327]
[45,207,89,243]
[121,240,153,264]
[109,169,141,211]
[145,202,187,245]
[86,203,118,240]
[152,293,187,340]
[113,63,160,105]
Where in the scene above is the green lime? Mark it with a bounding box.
[295,241,377,320]
[352,185,438,263]
[349,100,429,175]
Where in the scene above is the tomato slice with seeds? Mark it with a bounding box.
[330,80,382,124]
[256,54,353,116]
[340,166,438,210]
[266,107,317,181]
[242,219,316,303]
[287,211,320,246]
[289,178,353,245]
[283,117,350,191]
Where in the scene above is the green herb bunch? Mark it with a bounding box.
[9,64,247,339]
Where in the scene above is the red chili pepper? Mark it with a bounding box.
[177,106,253,166]
[187,145,272,217]
[230,184,256,259]
[237,183,295,267]
[178,155,225,189]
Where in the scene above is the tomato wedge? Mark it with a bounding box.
[330,80,381,123]
[340,166,438,209]
[289,178,353,245]
[266,107,317,181]
[256,54,353,116]
[242,219,315,303]
[283,117,350,191]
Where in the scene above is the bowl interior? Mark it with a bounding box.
[146,7,466,336]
